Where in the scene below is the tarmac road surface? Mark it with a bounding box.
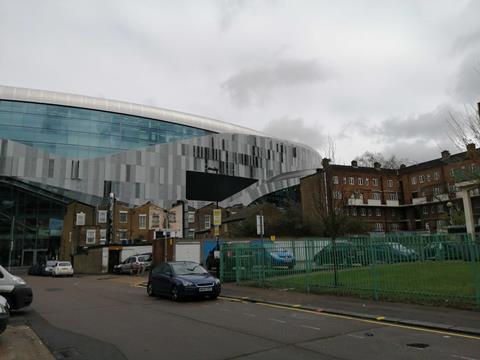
[8,274,480,360]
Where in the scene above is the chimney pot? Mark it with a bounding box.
[374,162,381,169]
[322,158,330,168]
[466,143,476,152]
[400,164,406,169]
[441,150,450,160]
[351,160,358,168]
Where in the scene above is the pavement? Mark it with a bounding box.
[219,283,480,336]
[0,324,54,360]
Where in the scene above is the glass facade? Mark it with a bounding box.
[0,100,213,158]
[0,180,67,267]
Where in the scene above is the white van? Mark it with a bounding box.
[0,265,33,310]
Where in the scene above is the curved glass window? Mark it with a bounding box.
[0,100,213,158]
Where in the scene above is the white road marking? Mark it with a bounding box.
[300,325,321,331]
[347,334,366,339]
[451,355,478,360]
[268,318,286,324]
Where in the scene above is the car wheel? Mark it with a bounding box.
[170,285,180,301]
[147,282,155,297]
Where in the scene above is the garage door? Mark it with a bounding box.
[175,242,201,263]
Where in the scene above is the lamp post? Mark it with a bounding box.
[447,201,453,226]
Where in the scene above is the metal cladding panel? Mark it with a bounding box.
[186,171,257,202]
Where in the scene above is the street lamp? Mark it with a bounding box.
[446,201,453,226]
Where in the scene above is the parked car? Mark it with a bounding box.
[147,261,221,301]
[424,241,480,261]
[52,261,74,277]
[42,260,58,276]
[313,241,369,268]
[313,241,417,267]
[0,265,33,310]
[139,253,153,270]
[0,295,9,335]
[28,263,46,276]
[371,242,418,263]
[250,240,296,269]
[114,255,150,275]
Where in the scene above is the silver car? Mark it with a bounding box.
[0,295,9,334]
[114,255,150,275]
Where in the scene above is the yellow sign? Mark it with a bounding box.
[214,226,220,236]
[213,209,222,226]
[270,235,276,241]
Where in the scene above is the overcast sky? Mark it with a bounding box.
[1,0,479,164]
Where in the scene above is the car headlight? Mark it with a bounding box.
[179,279,194,286]
[214,279,221,285]
[12,275,26,285]
[0,306,6,314]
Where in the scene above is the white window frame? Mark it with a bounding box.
[204,214,211,229]
[372,178,378,186]
[376,208,381,217]
[342,177,347,184]
[387,179,393,188]
[348,177,355,185]
[151,214,160,228]
[360,208,366,216]
[139,214,147,229]
[188,211,195,223]
[411,176,417,185]
[119,229,127,240]
[76,212,85,226]
[98,210,107,224]
[119,211,128,224]
[419,175,425,183]
[434,171,440,180]
[388,192,398,200]
[358,178,364,185]
[86,229,96,245]
[365,178,369,186]
[423,207,429,215]
[372,192,381,200]
[352,208,357,216]
[375,223,383,231]
[332,176,339,184]
[100,229,107,242]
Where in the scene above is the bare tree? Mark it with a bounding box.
[354,151,410,169]
[447,104,480,149]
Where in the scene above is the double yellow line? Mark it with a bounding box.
[219,297,480,341]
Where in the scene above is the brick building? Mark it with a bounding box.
[301,145,480,233]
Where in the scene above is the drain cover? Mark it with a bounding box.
[407,343,430,349]
[45,288,63,292]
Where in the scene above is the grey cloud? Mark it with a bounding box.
[453,52,480,103]
[216,0,248,30]
[383,138,453,163]
[263,116,326,151]
[222,59,332,107]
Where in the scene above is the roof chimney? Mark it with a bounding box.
[351,160,358,168]
[373,162,381,169]
[441,150,450,161]
[466,143,476,152]
[322,158,330,168]
[400,164,406,169]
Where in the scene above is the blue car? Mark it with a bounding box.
[250,240,296,269]
[147,261,221,301]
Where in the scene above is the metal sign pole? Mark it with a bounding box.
[8,215,15,271]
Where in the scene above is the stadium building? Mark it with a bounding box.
[0,85,321,266]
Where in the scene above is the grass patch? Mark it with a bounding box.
[255,261,479,308]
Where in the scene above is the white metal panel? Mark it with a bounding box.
[175,242,200,263]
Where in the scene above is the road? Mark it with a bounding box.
[8,274,480,360]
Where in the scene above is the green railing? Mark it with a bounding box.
[220,234,480,309]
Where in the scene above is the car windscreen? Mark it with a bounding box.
[171,262,207,275]
[58,262,71,267]
[46,261,57,266]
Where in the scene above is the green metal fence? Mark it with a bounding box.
[219,234,480,309]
